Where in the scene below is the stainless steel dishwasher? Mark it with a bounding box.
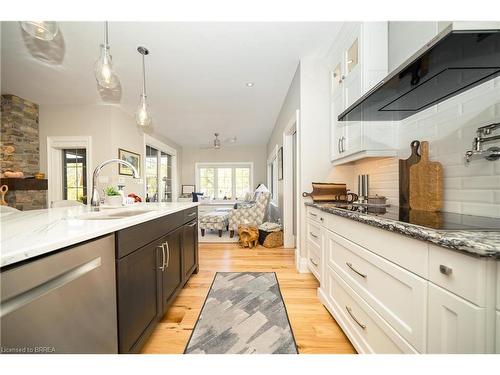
[0,235,118,353]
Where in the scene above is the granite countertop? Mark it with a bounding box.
[0,202,199,268]
[305,202,500,258]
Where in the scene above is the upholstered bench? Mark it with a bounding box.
[199,211,230,237]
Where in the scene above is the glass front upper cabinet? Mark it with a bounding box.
[346,38,359,74]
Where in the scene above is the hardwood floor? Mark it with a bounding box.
[141,243,356,354]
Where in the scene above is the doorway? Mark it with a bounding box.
[282,110,300,252]
[47,136,92,206]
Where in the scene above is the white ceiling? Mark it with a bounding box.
[1,22,341,146]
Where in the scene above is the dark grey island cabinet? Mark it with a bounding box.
[115,206,198,353]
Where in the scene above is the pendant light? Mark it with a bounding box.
[20,21,59,41]
[94,21,119,89]
[135,46,152,128]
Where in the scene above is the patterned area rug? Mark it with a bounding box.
[184,272,298,354]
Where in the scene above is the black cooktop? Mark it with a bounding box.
[320,203,500,231]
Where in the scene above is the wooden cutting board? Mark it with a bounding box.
[409,141,443,211]
[399,140,420,208]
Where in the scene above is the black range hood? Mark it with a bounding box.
[339,28,500,122]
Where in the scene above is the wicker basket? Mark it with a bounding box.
[259,230,284,248]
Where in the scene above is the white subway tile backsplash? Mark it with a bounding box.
[446,189,493,203]
[494,192,500,204]
[462,203,500,218]
[443,177,461,190]
[346,79,500,218]
[462,176,500,190]
[442,201,462,214]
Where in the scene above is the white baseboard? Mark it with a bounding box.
[297,257,310,273]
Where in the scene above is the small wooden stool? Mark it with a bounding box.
[237,225,259,248]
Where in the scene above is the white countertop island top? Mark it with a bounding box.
[0,202,199,268]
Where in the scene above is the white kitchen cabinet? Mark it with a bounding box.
[325,228,427,352]
[497,262,500,310]
[388,21,500,72]
[388,22,441,72]
[496,311,500,354]
[427,283,486,353]
[323,268,418,354]
[306,218,323,281]
[428,244,488,306]
[329,22,397,165]
[311,204,498,354]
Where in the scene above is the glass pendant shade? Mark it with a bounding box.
[135,95,152,127]
[20,21,59,41]
[94,44,118,89]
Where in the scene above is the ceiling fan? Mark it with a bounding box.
[200,133,237,150]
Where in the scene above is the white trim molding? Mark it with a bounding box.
[267,145,279,207]
[143,134,178,202]
[46,136,92,207]
[282,110,299,249]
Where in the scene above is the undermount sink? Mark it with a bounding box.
[76,209,156,220]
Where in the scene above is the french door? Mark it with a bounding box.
[145,145,173,202]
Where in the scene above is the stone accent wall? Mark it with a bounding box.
[5,190,47,211]
[1,94,46,210]
[1,94,40,175]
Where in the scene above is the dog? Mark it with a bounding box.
[237,225,259,248]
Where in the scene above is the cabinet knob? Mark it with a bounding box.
[439,264,452,276]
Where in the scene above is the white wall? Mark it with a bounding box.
[353,77,500,217]
[298,56,353,258]
[181,145,267,191]
[39,104,182,199]
[266,65,300,221]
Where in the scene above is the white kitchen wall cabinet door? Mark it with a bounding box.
[427,283,487,353]
[328,22,397,165]
[330,85,345,161]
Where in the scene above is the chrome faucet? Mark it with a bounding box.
[465,122,500,163]
[90,158,140,210]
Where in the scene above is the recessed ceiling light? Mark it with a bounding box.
[246,82,254,87]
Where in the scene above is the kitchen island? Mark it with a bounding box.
[0,202,199,354]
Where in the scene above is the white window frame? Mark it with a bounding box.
[47,136,92,206]
[143,134,178,202]
[195,162,254,200]
[267,144,279,207]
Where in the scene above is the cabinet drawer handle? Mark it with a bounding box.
[346,262,367,278]
[310,232,318,239]
[439,265,453,276]
[165,242,170,268]
[345,306,366,329]
[338,138,341,154]
[310,213,317,217]
[187,212,196,217]
[158,245,166,271]
[187,222,197,227]
[309,258,319,267]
